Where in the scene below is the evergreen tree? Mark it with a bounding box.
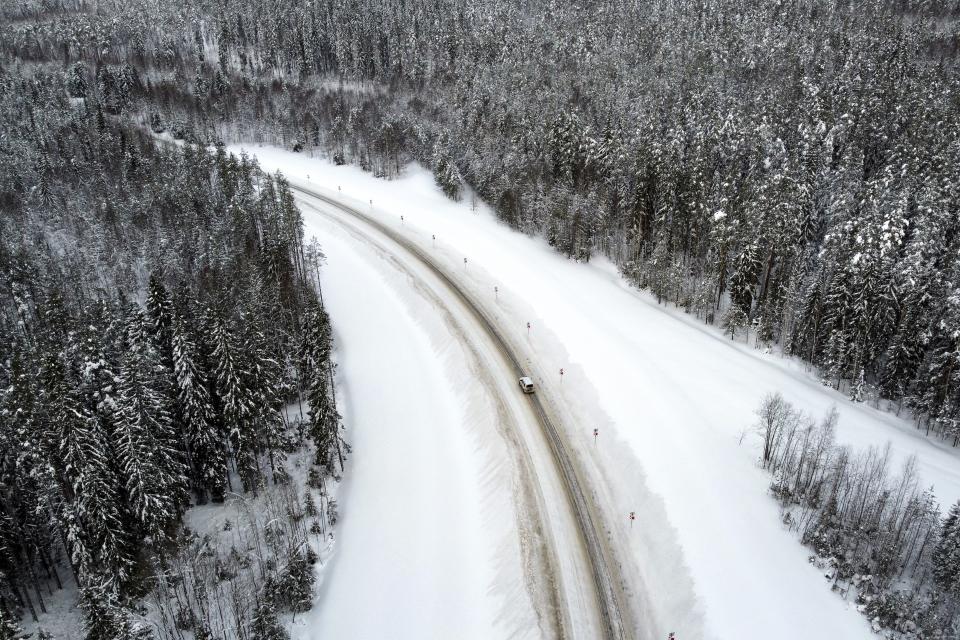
[66,62,88,99]
[43,350,134,595]
[933,501,960,596]
[722,305,749,341]
[250,600,287,640]
[432,133,461,200]
[80,585,153,640]
[729,241,761,315]
[113,316,188,543]
[211,316,261,491]
[301,302,341,472]
[145,274,175,372]
[241,313,291,483]
[172,315,227,502]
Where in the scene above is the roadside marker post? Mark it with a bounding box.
[400,215,404,224]
[463,257,468,270]
[526,321,531,337]
[629,511,636,528]
[494,286,498,300]
[593,428,599,443]
[432,234,436,247]
[560,367,564,383]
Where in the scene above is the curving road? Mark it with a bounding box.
[290,183,635,640]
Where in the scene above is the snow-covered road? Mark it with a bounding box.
[294,191,629,639]
[235,144,960,640]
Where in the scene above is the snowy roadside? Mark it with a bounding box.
[227,144,960,639]
[289,216,541,639]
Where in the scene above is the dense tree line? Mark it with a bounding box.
[0,66,342,636]
[758,393,958,636]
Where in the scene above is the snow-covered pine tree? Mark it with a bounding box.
[279,547,315,613]
[79,584,153,640]
[0,352,65,623]
[647,239,671,304]
[172,315,227,503]
[242,324,290,484]
[433,133,462,200]
[301,302,341,472]
[881,308,924,403]
[932,501,960,596]
[45,350,134,595]
[146,274,175,372]
[729,241,761,316]
[822,268,856,388]
[915,294,960,438]
[250,599,287,640]
[721,304,749,341]
[788,266,825,361]
[113,311,188,544]
[210,315,261,491]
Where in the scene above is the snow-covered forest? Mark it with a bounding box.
[6,0,957,439]
[2,0,960,637]
[0,29,343,637]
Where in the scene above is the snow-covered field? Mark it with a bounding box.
[234,144,960,639]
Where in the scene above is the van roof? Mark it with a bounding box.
[520,376,533,384]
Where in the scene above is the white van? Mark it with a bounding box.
[519,376,535,394]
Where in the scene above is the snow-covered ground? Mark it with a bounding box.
[234,144,960,639]
[291,213,541,639]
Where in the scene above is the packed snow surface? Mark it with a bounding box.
[235,144,960,639]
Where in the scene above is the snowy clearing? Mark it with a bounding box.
[233,144,960,639]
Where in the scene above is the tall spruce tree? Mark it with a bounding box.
[172,315,227,502]
[46,354,133,596]
[302,302,341,472]
[113,312,188,544]
[210,315,261,491]
[933,501,960,596]
[145,275,175,372]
